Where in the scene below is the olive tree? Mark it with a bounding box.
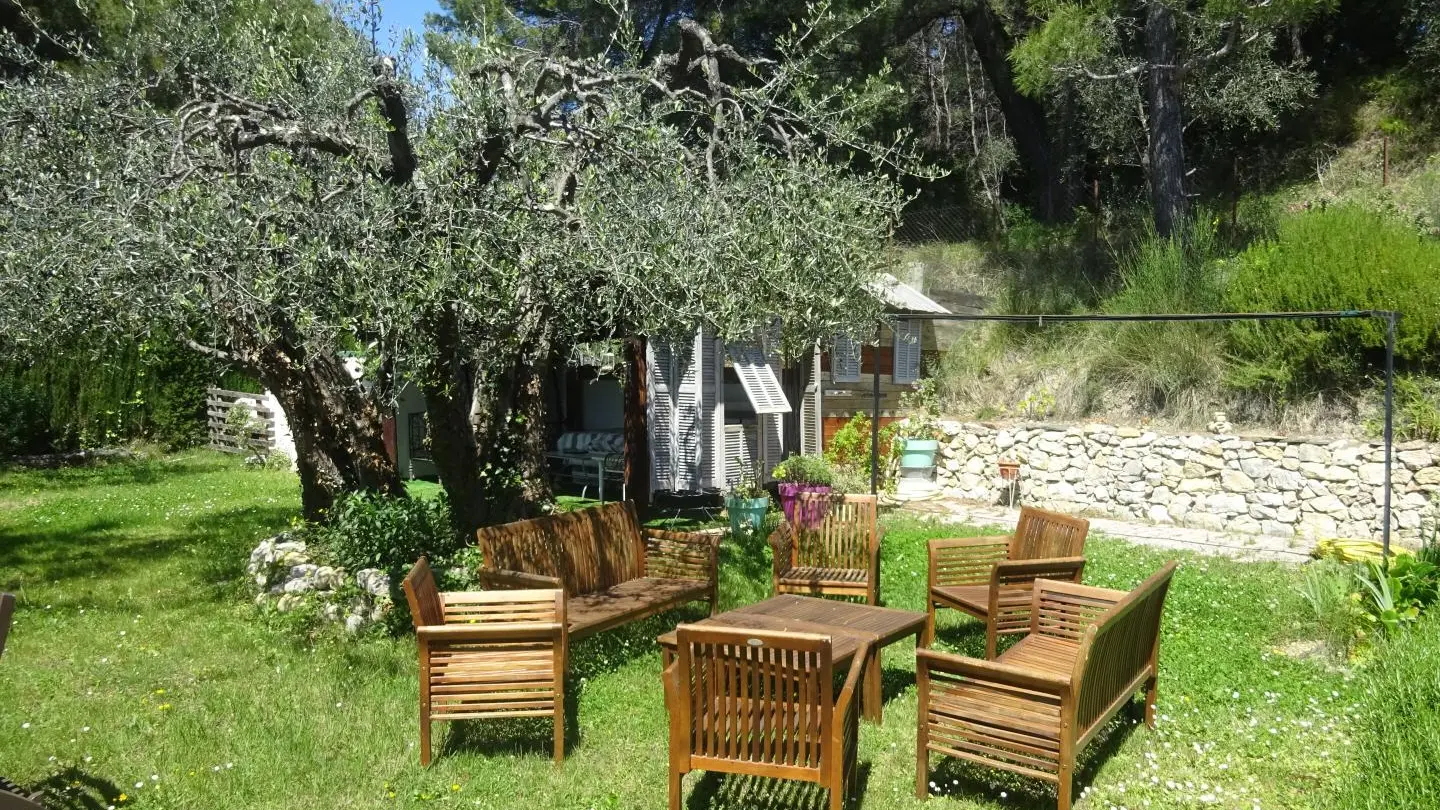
[0,0,919,534]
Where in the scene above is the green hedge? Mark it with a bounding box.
[1225,206,1440,392]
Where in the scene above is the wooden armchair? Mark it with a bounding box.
[926,507,1089,657]
[916,563,1178,810]
[771,494,882,604]
[664,625,869,810]
[402,558,567,766]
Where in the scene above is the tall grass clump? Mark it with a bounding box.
[1087,219,1227,420]
[1225,205,1440,394]
[1329,614,1440,810]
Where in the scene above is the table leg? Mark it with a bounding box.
[863,646,882,723]
[661,646,673,671]
[598,461,605,502]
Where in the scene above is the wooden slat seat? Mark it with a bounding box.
[929,584,990,614]
[402,559,568,766]
[926,507,1091,658]
[771,494,881,604]
[997,634,1081,677]
[567,577,712,637]
[917,563,1179,810]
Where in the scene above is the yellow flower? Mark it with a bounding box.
[117,794,128,803]
[154,689,165,695]
[451,784,461,792]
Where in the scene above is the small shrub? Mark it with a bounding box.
[1296,559,1366,652]
[823,413,902,488]
[770,453,834,486]
[307,491,461,578]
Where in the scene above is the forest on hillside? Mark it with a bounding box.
[3,0,1440,453]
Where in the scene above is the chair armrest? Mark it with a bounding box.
[643,528,718,583]
[768,523,796,579]
[928,536,1011,589]
[916,647,1071,695]
[478,568,565,591]
[416,621,564,644]
[992,556,1087,586]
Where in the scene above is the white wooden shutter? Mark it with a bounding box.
[696,327,724,490]
[832,333,860,382]
[800,343,823,455]
[760,413,785,481]
[725,342,792,415]
[724,423,757,487]
[648,339,676,492]
[893,319,922,384]
[673,336,702,491]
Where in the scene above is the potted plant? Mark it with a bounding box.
[897,379,944,476]
[771,454,835,527]
[724,463,770,538]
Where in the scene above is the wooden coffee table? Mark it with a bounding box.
[656,594,927,722]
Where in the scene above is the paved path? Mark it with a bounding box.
[888,493,1310,562]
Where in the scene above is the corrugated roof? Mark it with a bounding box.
[870,273,952,314]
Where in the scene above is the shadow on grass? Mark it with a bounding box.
[0,501,294,603]
[686,761,872,809]
[26,766,125,810]
[0,454,238,493]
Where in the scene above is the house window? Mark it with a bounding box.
[832,334,861,383]
[408,412,431,461]
[724,343,792,415]
[893,320,922,384]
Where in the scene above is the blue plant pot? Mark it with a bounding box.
[900,438,940,469]
[726,496,770,536]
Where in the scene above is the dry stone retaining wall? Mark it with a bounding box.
[931,421,1438,548]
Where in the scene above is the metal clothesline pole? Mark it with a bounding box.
[866,310,1400,553]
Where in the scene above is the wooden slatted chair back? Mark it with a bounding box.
[1028,579,1127,645]
[0,592,14,658]
[1011,508,1089,560]
[989,559,1090,638]
[1072,563,1178,732]
[402,557,445,628]
[671,625,834,779]
[477,502,646,595]
[792,494,878,571]
[440,588,565,626]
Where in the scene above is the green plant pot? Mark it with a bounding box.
[900,438,939,469]
[726,496,770,536]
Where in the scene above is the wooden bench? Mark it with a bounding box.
[926,506,1089,657]
[477,501,718,642]
[664,625,868,810]
[401,560,567,765]
[770,494,881,604]
[916,562,1178,810]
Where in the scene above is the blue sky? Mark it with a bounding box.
[372,0,444,39]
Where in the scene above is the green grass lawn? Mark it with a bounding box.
[1,453,1357,809]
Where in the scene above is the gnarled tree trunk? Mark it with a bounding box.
[248,339,404,520]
